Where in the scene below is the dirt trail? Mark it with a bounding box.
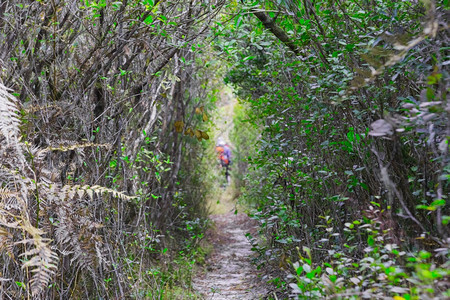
[193,86,266,299]
[193,212,267,299]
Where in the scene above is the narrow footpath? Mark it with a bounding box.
[192,86,266,299]
[193,212,267,299]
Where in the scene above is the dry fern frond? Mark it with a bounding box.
[0,187,18,201]
[0,164,31,205]
[53,203,100,269]
[0,209,21,259]
[0,83,21,146]
[25,143,111,165]
[0,227,14,258]
[62,184,137,201]
[0,83,25,170]
[0,210,22,228]
[26,144,50,163]
[17,221,58,296]
[47,142,112,152]
[23,103,63,114]
[38,182,114,269]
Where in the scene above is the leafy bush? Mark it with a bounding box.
[222,0,449,298]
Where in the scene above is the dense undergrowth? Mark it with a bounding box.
[0,1,224,298]
[225,0,449,299]
[0,0,448,299]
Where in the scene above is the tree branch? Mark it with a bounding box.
[252,10,300,56]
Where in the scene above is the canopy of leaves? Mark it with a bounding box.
[0,0,448,299]
[222,0,449,298]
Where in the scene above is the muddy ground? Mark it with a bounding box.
[193,212,267,299]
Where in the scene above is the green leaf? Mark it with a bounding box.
[419,250,431,259]
[359,182,369,190]
[430,199,445,207]
[109,160,117,168]
[345,44,355,52]
[144,15,153,24]
[303,246,312,260]
[427,73,442,85]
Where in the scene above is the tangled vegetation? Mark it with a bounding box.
[225,0,449,299]
[0,0,448,299]
[0,1,224,298]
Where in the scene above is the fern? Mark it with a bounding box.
[47,142,111,152]
[0,227,14,259]
[0,188,18,258]
[0,83,21,146]
[0,62,136,298]
[0,208,58,296]
[18,221,58,296]
[68,184,137,201]
[48,184,134,268]
[51,196,100,269]
[0,205,57,296]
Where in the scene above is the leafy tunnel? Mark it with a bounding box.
[0,0,448,299]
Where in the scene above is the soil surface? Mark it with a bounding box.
[193,212,267,299]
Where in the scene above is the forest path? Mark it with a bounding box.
[192,210,267,299]
[193,88,266,299]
